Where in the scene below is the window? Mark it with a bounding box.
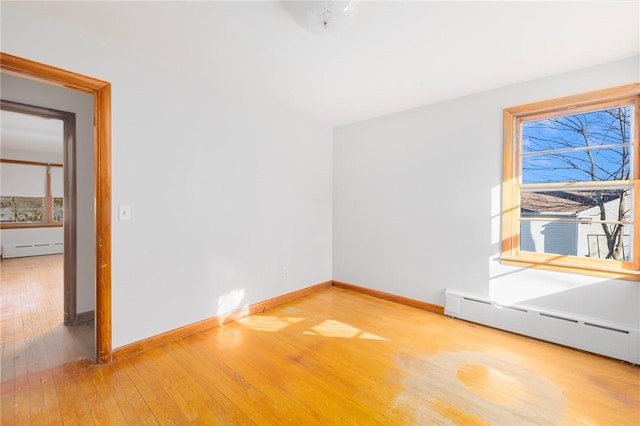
[502,84,640,279]
[0,159,63,228]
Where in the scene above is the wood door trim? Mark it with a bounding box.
[1,52,113,363]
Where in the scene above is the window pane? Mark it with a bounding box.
[520,189,632,260]
[521,219,631,260]
[522,106,632,154]
[0,196,44,223]
[521,189,631,219]
[54,197,64,222]
[520,218,580,256]
[522,146,630,184]
[586,234,632,260]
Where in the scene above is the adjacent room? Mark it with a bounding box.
[1,1,638,424]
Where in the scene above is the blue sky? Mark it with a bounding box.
[522,106,632,184]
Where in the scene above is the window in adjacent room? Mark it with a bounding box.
[0,161,63,227]
[502,84,640,279]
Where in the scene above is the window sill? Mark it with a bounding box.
[0,223,63,230]
[500,256,640,282]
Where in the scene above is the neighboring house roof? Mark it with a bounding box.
[521,191,621,214]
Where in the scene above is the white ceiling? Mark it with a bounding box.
[2,1,639,127]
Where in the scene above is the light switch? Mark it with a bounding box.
[119,205,131,221]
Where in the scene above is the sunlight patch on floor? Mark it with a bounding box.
[237,315,304,332]
[303,319,389,341]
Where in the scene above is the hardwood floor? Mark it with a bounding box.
[1,283,639,424]
[0,254,94,390]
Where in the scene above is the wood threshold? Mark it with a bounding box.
[112,280,332,359]
[331,280,445,315]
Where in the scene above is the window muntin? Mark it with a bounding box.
[502,84,640,278]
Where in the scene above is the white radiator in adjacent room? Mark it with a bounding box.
[445,289,639,364]
[2,241,63,258]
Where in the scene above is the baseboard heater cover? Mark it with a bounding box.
[445,289,639,364]
[2,242,64,258]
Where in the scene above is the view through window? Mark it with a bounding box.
[502,84,639,278]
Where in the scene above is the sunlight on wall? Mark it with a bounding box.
[209,258,252,322]
[216,288,249,321]
[491,184,501,246]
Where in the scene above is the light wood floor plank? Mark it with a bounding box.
[208,330,350,425]
[147,342,254,425]
[173,332,300,425]
[106,359,159,424]
[223,313,395,423]
[41,378,64,425]
[54,373,95,425]
[0,254,94,394]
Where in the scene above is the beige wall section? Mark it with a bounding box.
[1,73,95,313]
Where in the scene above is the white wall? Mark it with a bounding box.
[1,5,333,348]
[4,3,635,351]
[334,56,640,327]
[0,75,96,314]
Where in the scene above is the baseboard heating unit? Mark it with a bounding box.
[445,289,639,364]
[2,242,63,258]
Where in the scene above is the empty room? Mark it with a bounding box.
[0,1,638,424]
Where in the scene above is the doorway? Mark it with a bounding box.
[0,52,112,363]
[0,101,79,325]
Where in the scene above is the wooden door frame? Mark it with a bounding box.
[0,52,113,363]
[0,100,79,325]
